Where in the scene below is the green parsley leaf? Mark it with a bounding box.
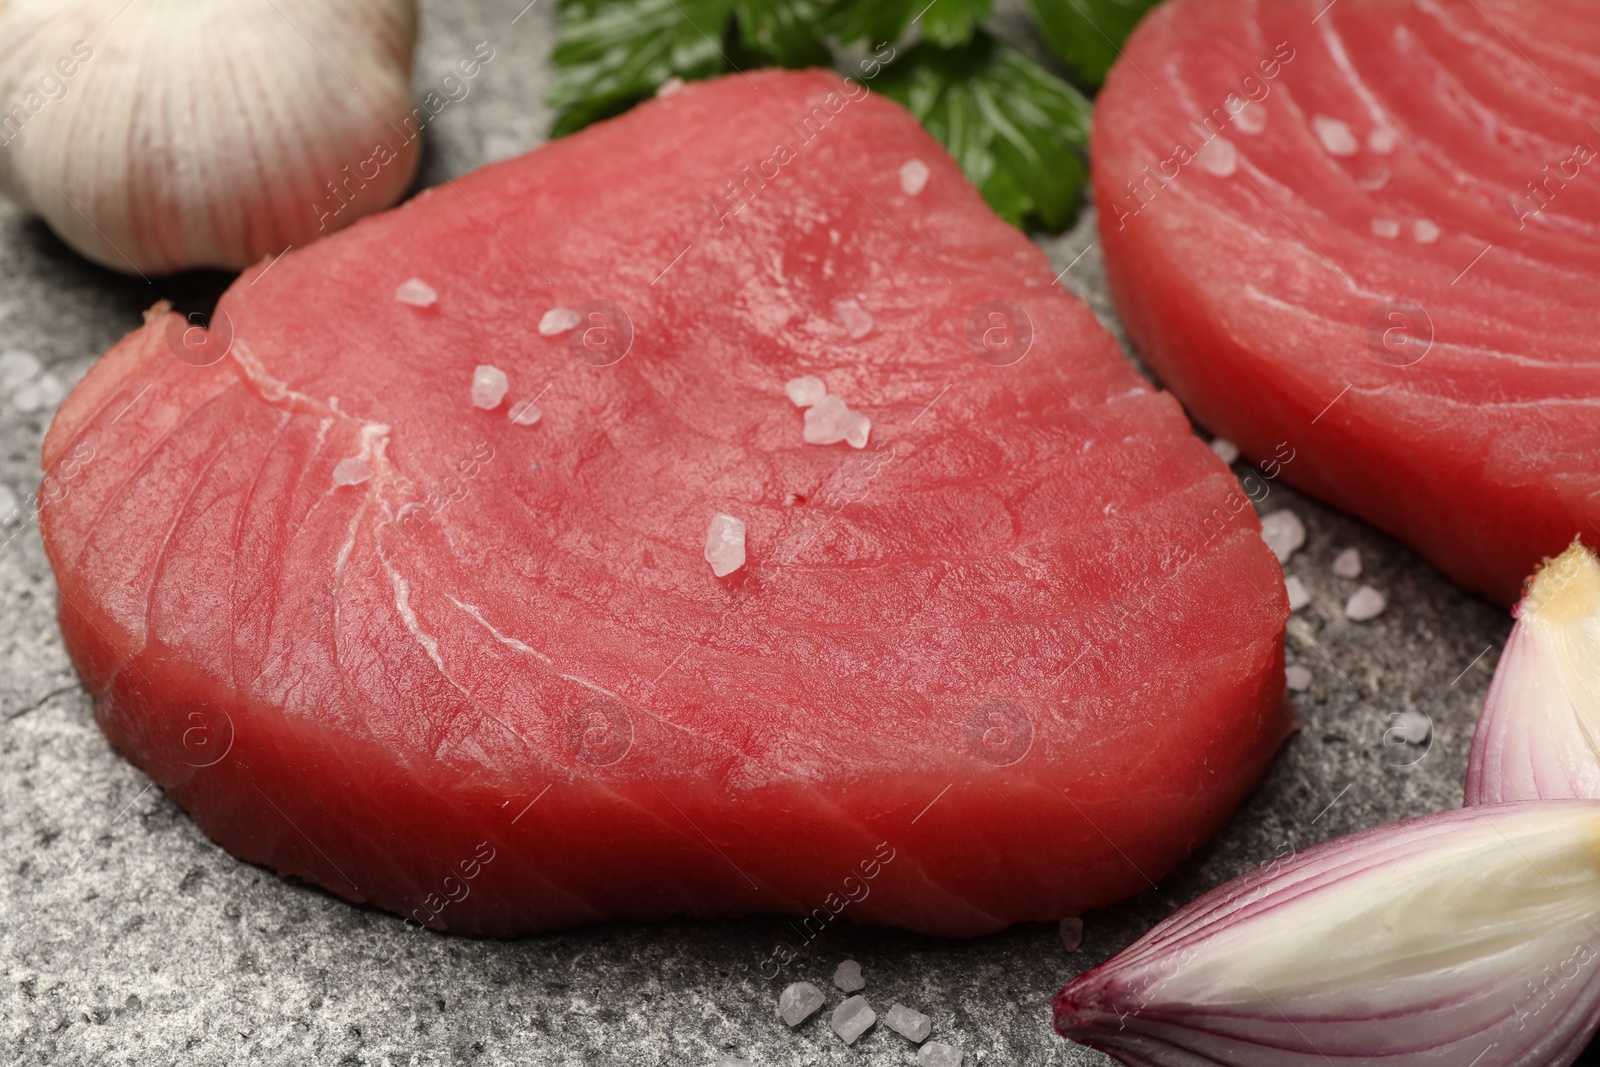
[873,31,1092,229]
[548,0,735,138]
[732,0,832,68]
[1026,0,1160,86]
[548,0,1094,231]
[827,0,993,50]
[917,0,995,48]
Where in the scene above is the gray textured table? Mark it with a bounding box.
[0,3,1512,1065]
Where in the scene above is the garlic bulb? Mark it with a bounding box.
[0,0,420,275]
[1054,801,1600,1067]
[1467,539,1600,805]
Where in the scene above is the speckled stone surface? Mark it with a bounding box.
[0,4,1516,1066]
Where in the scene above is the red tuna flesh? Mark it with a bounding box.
[1093,0,1600,607]
[40,70,1290,937]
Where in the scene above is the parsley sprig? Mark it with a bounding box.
[548,0,1159,230]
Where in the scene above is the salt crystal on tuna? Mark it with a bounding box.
[1197,137,1237,177]
[1313,115,1359,156]
[804,395,871,449]
[785,376,826,407]
[705,513,746,577]
[395,277,437,307]
[472,365,509,410]
[539,308,581,336]
[1233,101,1267,134]
[842,410,871,449]
[804,394,851,445]
[332,457,372,486]
[836,299,873,340]
[900,158,930,195]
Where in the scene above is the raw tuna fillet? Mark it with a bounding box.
[1093,0,1600,606]
[40,70,1290,936]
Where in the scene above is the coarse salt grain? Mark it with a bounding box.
[1368,126,1397,153]
[12,372,64,414]
[1312,115,1359,157]
[777,982,824,1027]
[1260,509,1306,564]
[1389,709,1432,745]
[509,400,542,426]
[539,307,581,336]
[1371,217,1401,239]
[1210,437,1240,465]
[836,299,873,340]
[1413,219,1441,244]
[705,512,746,577]
[919,1042,964,1067]
[1234,101,1267,134]
[804,394,871,449]
[1332,547,1362,579]
[884,1003,932,1044]
[1197,136,1238,177]
[834,959,865,992]
[805,396,849,435]
[1286,664,1313,692]
[842,409,870,449]
[0,349,41,391]
[332,457,372,486]
[785,375,826,407]
[1285,575,1311,612]
[1345,585,1386,621]
[395,277,437,307]
[900,158,930,196]
[471,365,509,410]
[831,996,876,1045]
[656,76,685,98]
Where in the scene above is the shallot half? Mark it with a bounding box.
[1055,801,1600,1067]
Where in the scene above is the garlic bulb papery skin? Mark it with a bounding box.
[0,0,420,275]
[1467,540,1600,806]
[1054,802,1600,1067]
